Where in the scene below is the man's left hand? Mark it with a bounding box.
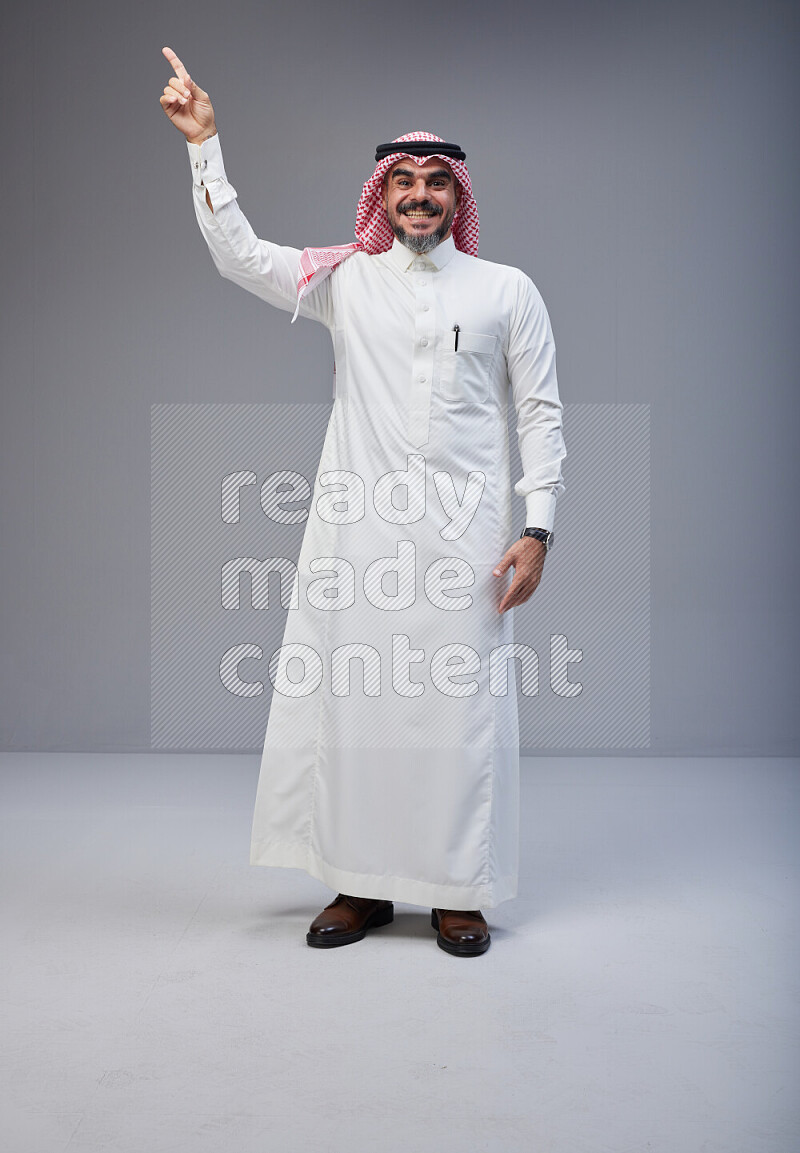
[493,537,547,614]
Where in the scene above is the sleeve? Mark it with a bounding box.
[505,272,567,532]
[186,134,333,329]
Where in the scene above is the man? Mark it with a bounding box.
[160,46,566,957]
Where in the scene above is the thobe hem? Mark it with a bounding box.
[249,839,518,911]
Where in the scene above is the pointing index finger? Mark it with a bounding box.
[162,46,188,82]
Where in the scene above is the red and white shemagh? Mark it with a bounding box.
[291,131,479,322]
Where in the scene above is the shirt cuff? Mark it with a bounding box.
[186,132,227,188]
[524,489,557,532]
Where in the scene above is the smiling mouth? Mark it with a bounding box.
[399,204,442,221]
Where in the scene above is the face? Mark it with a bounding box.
[382,157,462,253]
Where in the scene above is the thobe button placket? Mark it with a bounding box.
[409,267,436,447]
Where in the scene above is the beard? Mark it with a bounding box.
[389,199,456,253]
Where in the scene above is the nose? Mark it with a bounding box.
[409,175,429,201]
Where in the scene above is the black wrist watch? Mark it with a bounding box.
[519,527,554,550]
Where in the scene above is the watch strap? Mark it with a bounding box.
[519,527,554,549]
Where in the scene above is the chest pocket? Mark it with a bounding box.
[438,331,498,404]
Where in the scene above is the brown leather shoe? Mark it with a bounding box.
[431,908,491,956]
[306,893,394,948]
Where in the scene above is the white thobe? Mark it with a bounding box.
[187,134,566,909]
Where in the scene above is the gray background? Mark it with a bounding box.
[1,0,797,754]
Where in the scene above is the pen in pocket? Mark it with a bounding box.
[453,323,460,351]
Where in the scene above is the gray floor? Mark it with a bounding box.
[1,754,798,1153]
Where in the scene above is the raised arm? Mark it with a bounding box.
[159,47,333,327]
[160,47,217,210]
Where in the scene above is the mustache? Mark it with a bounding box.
[398,199,443,216]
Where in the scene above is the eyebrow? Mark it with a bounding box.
[389,166,453,182]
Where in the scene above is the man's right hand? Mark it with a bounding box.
[160,46,216,144]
